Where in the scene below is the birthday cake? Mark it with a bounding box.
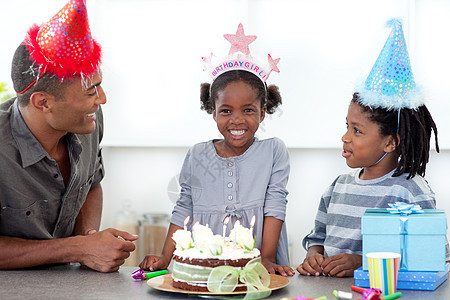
[171,221,261,292]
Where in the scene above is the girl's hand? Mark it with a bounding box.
[297,253,325,276]
[139,255,169,271]
[320,253,362,277]
[261,257,295,277]
[139,223,179,271]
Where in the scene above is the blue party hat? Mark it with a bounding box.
[356,19,423,110]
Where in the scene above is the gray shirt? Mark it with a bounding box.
[0,98,104,239]
[171,137,290,265]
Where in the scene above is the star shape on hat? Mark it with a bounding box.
[267,54,280,73]
[202,52,214,64]
[201,52,214,71]
[223,23,256,56]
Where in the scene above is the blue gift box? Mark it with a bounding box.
[362,209,447,271]
[354,264,449,291]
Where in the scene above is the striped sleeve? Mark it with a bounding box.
[302,177,338,250]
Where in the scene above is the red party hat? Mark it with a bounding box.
[25,0,101,80]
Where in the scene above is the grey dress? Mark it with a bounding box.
[171,137,290,265]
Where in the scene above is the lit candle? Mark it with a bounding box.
[233,220,239,249]
[184,216,190,231]
[222,216,230,239]
[192,221,199,249]
[250,215,255,236]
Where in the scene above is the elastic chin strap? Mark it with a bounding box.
[373,152,388,166]
[17,69,47,95]
[373,109,401,167]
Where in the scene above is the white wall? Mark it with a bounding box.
[100,146,450,266]
[2,0,450,148]
[96,0,450,149]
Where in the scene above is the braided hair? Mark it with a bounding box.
[352,93,439,179]
[200,70,282,114]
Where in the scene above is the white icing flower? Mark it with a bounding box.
[192,223,214,251]
[172,229,193,250]
[229,223,255,250]
[208,235,224,256]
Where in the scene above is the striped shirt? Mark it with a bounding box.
[303,168,439,257]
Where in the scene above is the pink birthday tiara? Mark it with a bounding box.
[202,23,280,83]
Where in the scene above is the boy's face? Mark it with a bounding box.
[44,71,106,135]
[341,102,392,168]
[212,80,265,156]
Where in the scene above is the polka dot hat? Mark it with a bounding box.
[24,0,101,81]
[356,19,423,110]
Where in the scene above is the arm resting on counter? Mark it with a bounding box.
[0,228,137,272]
[73,183,103,235]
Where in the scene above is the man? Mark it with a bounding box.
[0,0,137,272]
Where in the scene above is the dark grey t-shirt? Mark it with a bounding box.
[0,98,104,239]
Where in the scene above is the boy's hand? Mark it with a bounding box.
[321,253,362,277]
[139,255,169,271]
[297,253,325,276]
[262,257,294,277]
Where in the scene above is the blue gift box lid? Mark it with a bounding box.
[362,209,447,235]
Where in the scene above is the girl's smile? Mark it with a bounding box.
[229,129,246,137]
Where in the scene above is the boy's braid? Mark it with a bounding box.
[394,104,438,179]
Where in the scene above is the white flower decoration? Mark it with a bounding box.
[172,229,193,250]
[229,223,254,250]
[192,223,214,251]
[208,235,224,256]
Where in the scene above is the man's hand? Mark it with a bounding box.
[77,228,138,272]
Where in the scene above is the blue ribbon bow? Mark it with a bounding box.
[387,202,423,269]
[387,202,424,215]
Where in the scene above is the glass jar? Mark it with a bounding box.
[139,213,170,261]
[114,200,140,266]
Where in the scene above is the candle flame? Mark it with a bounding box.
[224,216,230,225]
[234,220,240,227]
[250,215,256,226]
[184,216,190,226]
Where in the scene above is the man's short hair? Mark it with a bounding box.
[11,44,72,106]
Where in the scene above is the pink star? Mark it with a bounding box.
[223,23,257,56]
[202,52,214,64]
[202,52,214,71]
[267,54,280,73]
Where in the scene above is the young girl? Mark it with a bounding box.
[298,19,448,277]
[140,25,294,276]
